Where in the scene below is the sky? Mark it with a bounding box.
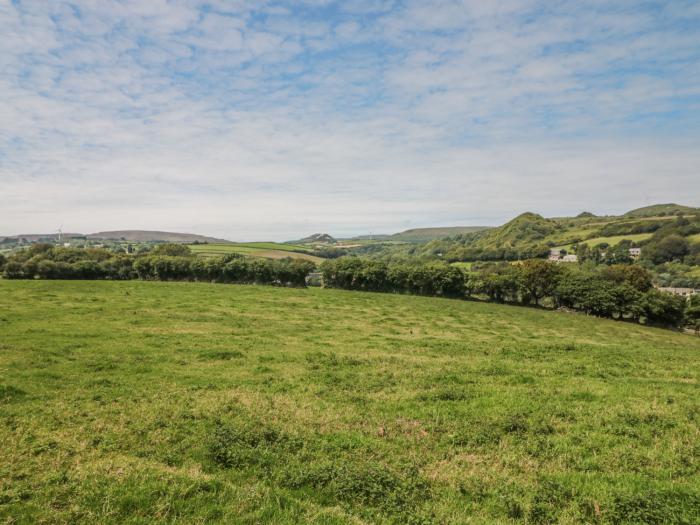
[1,0,700,241]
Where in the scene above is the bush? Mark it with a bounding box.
[3,261,25,279]
[320,258,467,298]
[641,289,686,327]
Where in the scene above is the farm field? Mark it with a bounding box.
[555,233,654,251]
[188,242,323,263]
[1,280,700,524]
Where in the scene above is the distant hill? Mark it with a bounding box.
[87,231,230,243]
[389,226,491,242]
[623,203,698,218]
[2,230,230,243]
[412,203,700,261]
[1,233,84,242]
[453,213,559,251]
[293,233,337,245]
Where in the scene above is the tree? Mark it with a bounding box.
[474,263,520,303]
[3,261,24,279]
[600,265,653,292]
[516,260,561,305]
[685,295,700,333]
[603,244,632,265]
[640,289,686,327]
[642,234,690,264]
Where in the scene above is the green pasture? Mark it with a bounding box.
[188,243,322,263]
[1,280,699,524]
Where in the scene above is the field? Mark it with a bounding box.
[188,243,323,263]
[1,280,699,524]
[555,233,654,251]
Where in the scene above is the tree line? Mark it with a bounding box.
[2,243,697,331]
[0,244,315,287]
[320,258,696,329]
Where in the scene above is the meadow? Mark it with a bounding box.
[554,233,654,251]
[1,280,699,524]
[188,243,323,263]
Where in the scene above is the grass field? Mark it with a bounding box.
[450,261,474,270]
[555,233,654,251]
[1,280,699,524]
[188,243,323,263]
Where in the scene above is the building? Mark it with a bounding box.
[629,248,641,258]
[548,249,562,261]
[657,287,698,298]
[561,254,578,263]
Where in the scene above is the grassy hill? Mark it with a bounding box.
[390,226,491,242]
[2,231,232,243]
[89,230,230,243]
[623,203,699,218]
[464,212,558,250]
[2,280,699,524]
[411,204,700,261]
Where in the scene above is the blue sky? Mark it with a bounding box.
[1,0,700,240]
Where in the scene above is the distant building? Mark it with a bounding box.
[548,249,562,261]
[657,287,698,298]
[561,254,578,263]
[629,248,641,258]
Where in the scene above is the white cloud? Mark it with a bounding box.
[1,0,699,239]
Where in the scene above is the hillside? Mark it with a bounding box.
[292,233,337,245]
[409,204,700,262]
[2,280,699,524]
[390,226,490,242]
[623,203,699,218]
[2,230,230,244]
[88,230,230,243]
[0,232,83,242]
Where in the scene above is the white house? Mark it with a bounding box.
[629,248,641,258]
[657,287,698,298]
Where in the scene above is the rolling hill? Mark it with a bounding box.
[2,230,231,244]
[623,203,699,218]
[409,203,700,261]
[389,226,491,242]
[88,230,230,243]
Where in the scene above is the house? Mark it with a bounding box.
[629,248,641,258]
[548,249,562,261]
[657,287,698,298]
[561,254,578,263]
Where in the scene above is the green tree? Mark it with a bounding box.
[516,260,561,305]
[642,234,690,264]
[600,265,653,292]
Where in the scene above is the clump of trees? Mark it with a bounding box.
[320,258,467,298]
[2,244,315,287]
[321,257,692,329]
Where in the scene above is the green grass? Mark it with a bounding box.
[1,280,699,524]
[189,243,323,263]
[688,233,700,245]
[555,233,654,251]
